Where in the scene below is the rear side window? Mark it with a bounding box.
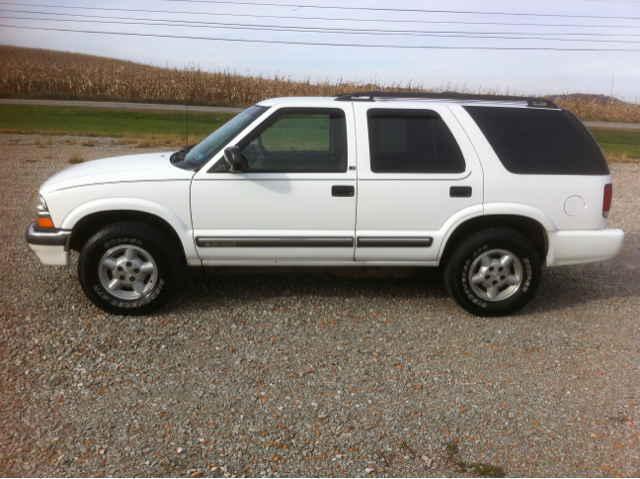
[464,106,609,175]
[368,109,466,173]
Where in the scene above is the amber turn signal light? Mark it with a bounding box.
[38,217,54,228]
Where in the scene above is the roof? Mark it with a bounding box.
[257,97,338,107]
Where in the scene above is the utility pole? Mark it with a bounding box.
[610,77,614,98]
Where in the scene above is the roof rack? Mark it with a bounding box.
[334,90,558,109]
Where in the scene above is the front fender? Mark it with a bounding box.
[60,198,199,264]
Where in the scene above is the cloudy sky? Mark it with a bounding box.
[1,0,639,100]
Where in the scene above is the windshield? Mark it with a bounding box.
[182,105,268,168]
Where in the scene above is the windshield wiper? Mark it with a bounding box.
[170,144,196,164]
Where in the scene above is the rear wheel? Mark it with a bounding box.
[444,228,541,316]
[78,222,182,315]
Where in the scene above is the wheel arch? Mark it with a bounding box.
[68,210,188,265]
[440,214,549,267]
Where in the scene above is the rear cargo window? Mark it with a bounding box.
[368,109,466,173]
[464,106,609,175]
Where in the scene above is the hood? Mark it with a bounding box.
[41,151,194,192]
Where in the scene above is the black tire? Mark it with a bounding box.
[443,228,541,317]
[77,222,182,315]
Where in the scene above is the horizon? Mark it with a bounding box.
[1,43,636,103]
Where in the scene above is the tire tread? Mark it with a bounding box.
[443,227,541,317]
[78,221,183,315]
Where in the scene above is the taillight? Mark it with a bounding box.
[603,183,612,218]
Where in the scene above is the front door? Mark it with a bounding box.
[191,105,357,265]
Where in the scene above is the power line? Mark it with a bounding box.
[2,2,639,30]
[2,8,638,38]
[2,23,639,51]
[163,0,640,21]
[577,0,640,3]
[4,14,640,44]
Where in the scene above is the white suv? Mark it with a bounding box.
[25,91,625,316]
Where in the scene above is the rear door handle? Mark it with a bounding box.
[332,185,355,197]
[450,186,472,198]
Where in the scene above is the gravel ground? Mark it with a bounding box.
[1,133,639,478]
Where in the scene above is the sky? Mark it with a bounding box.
[1,0,639,101]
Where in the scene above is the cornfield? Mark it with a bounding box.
[548,96,640,124]
[1,45,639,123]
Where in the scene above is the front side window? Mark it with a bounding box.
[238,108,347,172]
[368,109,466,173]
[183,105,267,169]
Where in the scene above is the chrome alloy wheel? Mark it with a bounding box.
[98,245,158,300]
[468,248,524,301]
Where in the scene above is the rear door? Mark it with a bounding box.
[354,103,484,263]
[191,104,357,265]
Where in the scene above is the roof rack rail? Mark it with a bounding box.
[334,90,558,108]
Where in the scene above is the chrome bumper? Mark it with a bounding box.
[25,223,71,266]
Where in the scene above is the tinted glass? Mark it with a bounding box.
[239,109,347,172]
[368,109,466,173]
[464,106,609,175]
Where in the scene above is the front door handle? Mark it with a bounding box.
[332,185,355,197]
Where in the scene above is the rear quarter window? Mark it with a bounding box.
[464,106,609,175]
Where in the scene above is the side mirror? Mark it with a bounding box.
[223,146,244,172]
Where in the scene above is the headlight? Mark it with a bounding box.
[36,194,54,228]
[37,194,48,213]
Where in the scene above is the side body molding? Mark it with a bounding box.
[60,198,200,265]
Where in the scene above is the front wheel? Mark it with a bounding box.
[443,228,541,317]
[78,222,182,315]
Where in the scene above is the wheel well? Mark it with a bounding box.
[441,215,548,266]
[68,211,187,264]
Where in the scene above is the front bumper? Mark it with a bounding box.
[25,223,71,266]
[545,229,625,267]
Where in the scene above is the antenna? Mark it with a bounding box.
[185,64,190,147]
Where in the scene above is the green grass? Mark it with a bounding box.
[0,104,235,143]
[588,127,640,160]
[1,105,638,161]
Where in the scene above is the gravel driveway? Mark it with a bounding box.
[1,134,639,478]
